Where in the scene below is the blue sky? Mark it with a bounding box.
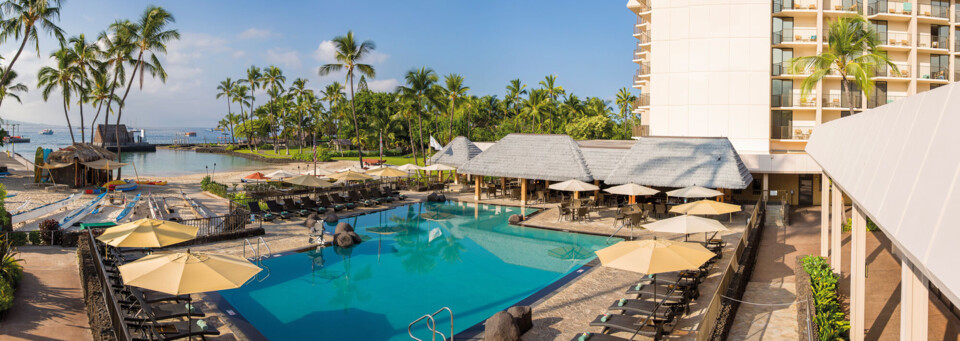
[3,0,637,127]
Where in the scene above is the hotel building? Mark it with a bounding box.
[627,0,959,205]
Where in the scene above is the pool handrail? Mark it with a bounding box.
[408,306,454,341]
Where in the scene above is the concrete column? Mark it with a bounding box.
[474,176,481,201]
[453,171,459,184]
[762,173,769,199]
[520,178,527,206]
[901,259,929,341]
[821,175,830,258]
[851,205,866,340]
[831,181,842,271]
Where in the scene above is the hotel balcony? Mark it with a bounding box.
[822,93,863,109]
[917,2,950,22]
[627,0,651,14]
[823,0,863,14]
[772,92,819,108]
[877,32,912,51]
[775,28,820,45]
[634,30,652,45]
[866,0,914,20]
[867,94,907,108]
[874,63,911,79]
[918,64,949,81]
[630,125,650,137]
[633,93,650,108]
[918,33,950,51]
[775,0,820,13]
[634,65,651,84]
[772,122,816,141]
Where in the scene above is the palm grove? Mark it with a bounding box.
[0,0,179,173]
[218,31,643,166]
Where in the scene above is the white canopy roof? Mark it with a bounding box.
[806,83,960,306]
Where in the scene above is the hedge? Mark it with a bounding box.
[801,255,849,340]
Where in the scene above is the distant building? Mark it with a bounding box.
[93,124,154,151]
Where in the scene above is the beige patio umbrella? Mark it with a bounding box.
[422,163,456,182]
[669,199,741,215]
[327,170,373,181]
[265,169,299,179]
[642,215,729,241]
[82,159,128,170]
[366,167,408,177]
[396,164,422,171]
[666,185,723,199]
[549,179,599,199]
[283,174,334,188]
[595,239,716,298]
[605,183,659,204]
[97,218,199,248]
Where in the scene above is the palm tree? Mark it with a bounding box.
[240,65,262,150]
[37,48,77,144]
[505,79,527,133]
[262,65,285,153]
[392,96,419,165]
[397,67,438,162]
[65,34,99,143]
[318,31,376,167]
[265,86,285,152]
[216,78,235,143]
[441,74,469,144]
[790,15,897,117]
[232,85,252,146]
[0,69,28,104]
[615,87,637,138]
[539,75,565,102]
[320,82,346,149]
[522,89,549,133]
[288,77,312,153]
[0,0,65,111]
[96,20,134,136]
[87,66,119,142]
[114,6,179,176]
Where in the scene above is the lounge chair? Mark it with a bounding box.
[588,314,666,340]
[125,302,205,322]
[299,197,327,214]
[624,282,695,303]
[319,195,346,211]
[347,191,374,207]
[246,202,276,222]
[365,188,393,202]
[606,298,684,319]
[569,332,642,341]
[360,189,387,203]
[264,201,292,219]
[283,198,310,217]
[330,193,357,209]
[127,320,220,340]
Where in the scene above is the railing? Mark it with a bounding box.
[409,307,454,341]
[176,205,258,240]
[955,37,960,52]
[874,63,910,77]
[774,123,817,140]
[786,0,821,10]
[85,229,160,341]
[631,125,650,137]
[868,0,911,15]
[636,63,650,76]
[878,31,911,46]
[918,2,949,18]
[634,93,650,107]
[822,93,863,108]
[918,64,949,80]
[777,28,819,43]
[635,30,651,44]
[633,46,645,59]
[918,33,949,49]
[633,0,651,12]
[636,15,646,25]
[824,0,862,12]
[867,94,907,108]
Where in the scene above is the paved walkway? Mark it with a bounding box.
[729,206,822,340]
[0,247,92,341]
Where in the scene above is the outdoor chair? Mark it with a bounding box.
[366,188,393,202]
[299,197,327,214]
[127,319,220,340]
[655,204,667,218]
[575,207,591,223]
[606,297,685,319]
[358,189,383,205]
[347,191,375,207]
[265,201,293,219]
[330,194,358,209]
[318,195,345,211]
[246,202,277,222]
[587,313,669,340]
[558,203,573,222]
[283,198,310,217]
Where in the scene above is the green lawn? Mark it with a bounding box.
[331,155,423,166]
[233,148,423,166]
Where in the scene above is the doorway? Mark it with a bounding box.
[798,174,814,206]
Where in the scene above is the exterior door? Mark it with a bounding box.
[799,174,814,206]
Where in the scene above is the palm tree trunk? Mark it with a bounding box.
[407,116,418,165]
[238,108,248,147]
[298,111,304,154]
[249,89,256,151]
[78,94,86,144]
[844,78,857,116]
[447,98,455,144]
[115,52,145,179]
[90,99,105,144]
[103,71,121,138]
[349,74,364,167]
[415,100,426,165]
[63,99,76,144]
[225,99,232,144]
[0,25,33,111]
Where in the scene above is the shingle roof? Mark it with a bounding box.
[581,147,628,182]
[458,134,594,182]
[604,137,753,189]
[428,136,483,167]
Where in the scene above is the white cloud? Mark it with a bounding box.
[231,50,247,59]
[238,28,278,40]
[367,79,400,92]
[265,49,301,68]
[164,33,235,65]
[313,40,389,65]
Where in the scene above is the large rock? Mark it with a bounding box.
[335,222,354,235]
[324,213,339,223]
[507,306,532,334]
[334,233,355,248]
[508,214,523,224]
[304,213,318,227]
[427,192,440,202]
[347,231,363,244]
[483,311,520,341]
[437,194,447,202]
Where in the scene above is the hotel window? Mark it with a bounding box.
[772,0,794,13]
[868,0,887,15]
[931,25,949,49]
[771,79,793,107]
[872,20,887,44]
[773,17,794,44]
[771,110,793,139]
[772,48,793,76]
[868,82,887,108]
[751,178,763,195]
[842,0,863,13]
[841,82,862,109]
[930,54,949,79]
[928,0,949,18]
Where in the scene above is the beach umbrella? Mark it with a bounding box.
[304,169,325,176]
[641,215,729,241]
[366,167,408,178]
[665,185,723,199]
[549,179,599,199]
[284,175,334,188]
[97,218,198,248]
[421,164,456,172]
[605,183,659,204]
[396,164,422,171]
[82,159,128,170]
[669,200,741,215]
[595,239,715,299]
[243,172,270,181]
[327,170,373,181]
[265,169,299,178]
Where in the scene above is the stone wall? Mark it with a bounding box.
[708,204,767,340]
[794,255,817,341]
[76,234,117,341]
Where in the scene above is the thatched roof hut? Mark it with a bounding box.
[580,147,628,182]
[48,144,116,163]
[458,134,594,182]
[429,136,482,167]
[604,137,753,189]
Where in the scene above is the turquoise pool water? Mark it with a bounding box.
[218,201,616,340]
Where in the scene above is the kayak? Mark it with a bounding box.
[136,180,168,186]
[115,181,138,192]
[85,188,106,195]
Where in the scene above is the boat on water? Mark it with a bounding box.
[38,129,53,135]
[185,132,197,137]
[3,136,30,143]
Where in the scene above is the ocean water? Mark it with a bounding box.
[218,201,618,341]
[2,121,270,176]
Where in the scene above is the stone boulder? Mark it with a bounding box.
[508,214,523,224]
[334,233,356,248]
[304,213,318,227]
[483,311,520,341]
[507,306,532,334]
[324,213,339,223]
[335,222,354,235]
[427,192,440,202]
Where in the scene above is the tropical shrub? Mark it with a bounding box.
[201,176,230,198]
[802,255,849,340]
[0,184,9,231]
[7,233,27,247]
[842,217,880,232]
[0,280,13,313]
[27,231,40,246]
[0,236,23,285]
[38,219,60,245]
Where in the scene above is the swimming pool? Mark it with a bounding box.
[217,201,616,340]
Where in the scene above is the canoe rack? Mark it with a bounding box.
[243,237,272,282]
[408,307,454,341]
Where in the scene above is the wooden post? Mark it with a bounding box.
[475,176,481,201]
[594,180,600,199]
[501,177,506,196]
[630,195,636,204]
[821,175,830,258]
[520,178,527,206]
[453,170,459,184]
[574,191,580,199]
